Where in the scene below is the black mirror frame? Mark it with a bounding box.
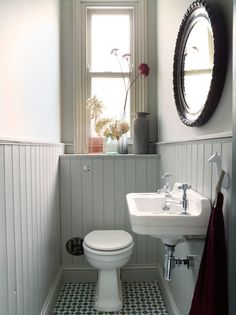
[173,0,228,127]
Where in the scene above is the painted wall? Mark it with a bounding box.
[229,2,236,314]
[0,1,63,314]
[157,0,233,142]
[158,138,232,315]
[156,0,233,314]
[0,0,61,143]
[60,0,157,151]
[0,142,63,315]
[60,155,160,270]
[60,0,74,146]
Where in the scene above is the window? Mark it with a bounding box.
[88,8,132,136]
[73,0,147,153]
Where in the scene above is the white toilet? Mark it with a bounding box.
[83,230,134,312]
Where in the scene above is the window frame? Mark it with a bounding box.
[73,0,147,153]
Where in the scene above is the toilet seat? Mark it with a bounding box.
[84,230,133,251]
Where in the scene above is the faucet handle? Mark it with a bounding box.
[178,184,191,214]
[178,183,191,193]
[161,173,172,190]
[161,173,172,179]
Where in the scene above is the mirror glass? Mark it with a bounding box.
[183,18,213,116]
[173,1,227,127]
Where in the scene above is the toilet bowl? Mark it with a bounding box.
[83,230,134,312]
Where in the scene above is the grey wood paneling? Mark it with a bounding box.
[0,143,63,315]
[60,155,160,266]
[0,146,8,315]
[5,145,17,315]
[158,138,232,315]
[71,158,84,265]
[158,138,232,201]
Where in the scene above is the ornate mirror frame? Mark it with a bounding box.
[173,0,228,127]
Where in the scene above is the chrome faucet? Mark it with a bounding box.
[178,184,191,214]
[158,179,191,213]
[162,191,182,210]
[157,174,173,210]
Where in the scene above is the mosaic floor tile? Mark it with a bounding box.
[52,282,168,314]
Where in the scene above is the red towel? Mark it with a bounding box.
[189,192,228,315]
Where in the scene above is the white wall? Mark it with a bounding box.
[0,0,61,143]
[157,0,233,142]
[0,1,62,314]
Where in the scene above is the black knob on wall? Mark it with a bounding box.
[66,237,84,256]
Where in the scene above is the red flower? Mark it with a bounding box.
[138,63,150,76]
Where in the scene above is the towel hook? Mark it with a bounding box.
[208,152,230,190]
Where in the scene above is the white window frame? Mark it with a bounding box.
[73,0,147,153]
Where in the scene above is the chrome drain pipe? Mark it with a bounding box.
[163,244,194,281]
[163,245,176,281]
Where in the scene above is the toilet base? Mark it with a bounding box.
[94,269,122,312]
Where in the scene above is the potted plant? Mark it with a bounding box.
[95,118,129,154]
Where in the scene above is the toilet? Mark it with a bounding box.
[83,230,134,312]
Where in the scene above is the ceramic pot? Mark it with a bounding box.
[133,112,150,154]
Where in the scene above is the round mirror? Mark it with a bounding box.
[173,0,227,127]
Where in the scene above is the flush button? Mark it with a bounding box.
[83,165,90,172]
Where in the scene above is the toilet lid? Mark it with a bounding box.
[84,230,133,251]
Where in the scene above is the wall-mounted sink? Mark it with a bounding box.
[126,183,211,245]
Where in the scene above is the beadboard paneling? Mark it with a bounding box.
[158,138,232,201]
[0,143,63,315]
[157,137,232,315]
[60,155,160,266]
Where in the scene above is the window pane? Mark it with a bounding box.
[90,13,131,72]
[91,77,130,119]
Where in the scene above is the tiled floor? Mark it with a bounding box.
[52,282,168,315]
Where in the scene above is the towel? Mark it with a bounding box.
[189,192,228,315]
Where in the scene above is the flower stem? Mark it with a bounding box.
[123,73,141,113]
[116,55,127,91]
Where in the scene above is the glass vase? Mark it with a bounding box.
[104,138,118,155]
[118,133,128,154]
[117,110,129,154]
[88,136,103,153]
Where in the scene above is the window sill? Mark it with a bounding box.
[60,153,160,159]
[64,142,157,154]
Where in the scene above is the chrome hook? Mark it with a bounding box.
[208,152,230,190]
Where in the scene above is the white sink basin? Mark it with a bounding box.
[126,183,211,245]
